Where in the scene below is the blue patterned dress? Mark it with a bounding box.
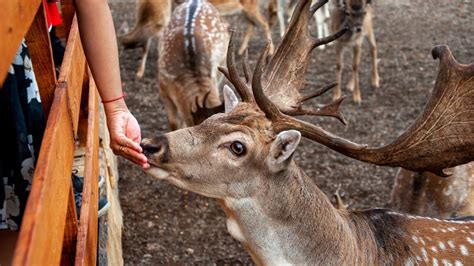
[0,41,45,230]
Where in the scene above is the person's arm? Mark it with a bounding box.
[75,0,149,168]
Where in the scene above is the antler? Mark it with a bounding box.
[261,0,348,124]
[252,43,474,176]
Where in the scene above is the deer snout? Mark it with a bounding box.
[141,135,170,163]
[354,26,363,33]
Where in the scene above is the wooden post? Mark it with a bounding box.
[25,2,57,119]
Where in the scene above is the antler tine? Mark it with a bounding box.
[242,49,252,83]
[298,82,338,104]
[313,27,349,49]
[283,96,348,125]
[227,31,254,102]
[252,43,282,120]
[218,66,231,82]
[309,0,329,15]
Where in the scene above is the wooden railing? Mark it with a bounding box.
[1,1,102,265]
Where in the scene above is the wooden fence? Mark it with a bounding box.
[0,1,108,265]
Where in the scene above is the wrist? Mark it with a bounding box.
[103,97,129,115]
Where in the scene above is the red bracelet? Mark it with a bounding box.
[102,93,126,104]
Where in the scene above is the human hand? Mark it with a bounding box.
[104,99,150,169]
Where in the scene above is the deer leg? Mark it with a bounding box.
[367,29,380,90]
[136,38,152,79]
[241,8,274,55]
[349,44,362,104]
[314,10,326,50]
[239,23,254,55]
[333,45,344,101]
[277,0,286,37]
[159,84,180,131]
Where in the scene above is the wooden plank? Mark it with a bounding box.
[0,0,41,85]
[25,2,57,119]
[58,15,85,136]
[12,82,75,266]
[75,73,100,266]
[12,14,86,266]
[57,0,75,39]
[60,186,79,266]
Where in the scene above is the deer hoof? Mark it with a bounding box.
[353,92,361,105]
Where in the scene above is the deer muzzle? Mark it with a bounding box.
[141,135,170,165]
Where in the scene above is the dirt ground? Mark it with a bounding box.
[109,0,473,264]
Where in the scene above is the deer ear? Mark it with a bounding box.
[223,85,239,113]
[268,130,301,172]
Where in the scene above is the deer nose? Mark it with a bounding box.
[141,135,169,162]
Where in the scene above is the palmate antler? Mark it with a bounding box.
[223,0,474,176]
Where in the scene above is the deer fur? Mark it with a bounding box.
[119,0,172,79]
[391,162,474,218]
[331,0,380,103]
[142,94,474,265]
[158,0,229,130]
[122,0,276,79]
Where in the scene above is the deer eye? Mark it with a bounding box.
[230,141,246,156]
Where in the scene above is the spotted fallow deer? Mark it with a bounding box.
[390,162,474,218]
[119,0,172,79]
[142,0,474,264]
[332,0,380,104]
[158,0,229,130]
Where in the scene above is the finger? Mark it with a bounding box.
[112,143,147,164]
[117,135,143,153]
[118,148,147,166]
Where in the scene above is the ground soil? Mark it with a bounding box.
[109,1,473,264]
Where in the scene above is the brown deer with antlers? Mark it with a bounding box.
[158,0,228,130]
[142,0,474,264]
[332,0,380,103]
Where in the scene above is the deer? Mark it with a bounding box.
[141,0,474,264]
[331,0,380,104]
[208,0,276,55]
[119,0,172,79]
[391,162,474,218]
[158,0,229,130]
[121,0,276,79]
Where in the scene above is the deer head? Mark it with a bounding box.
[337,0,372,33]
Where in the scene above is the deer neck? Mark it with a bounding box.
[220,162,373,265]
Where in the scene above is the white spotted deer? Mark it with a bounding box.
[390,162,474,219]
[142,0,474,264]
[119,0,172,79]
[158,0,229,130]
[332,0,380,103]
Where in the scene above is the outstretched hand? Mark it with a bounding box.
[104,99,149,169]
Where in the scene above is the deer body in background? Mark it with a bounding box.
[142,0,474,263]
[121,0,276,79]
[119,0,172,79]
[332,0,380,103]
[391,162,474,218]
[206,0,275,55]
[158,0,228,130]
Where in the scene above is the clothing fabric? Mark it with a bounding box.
[0,41,45,230]
[44,0,62,29]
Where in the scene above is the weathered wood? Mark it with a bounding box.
[25,2,57,119]
[12,15,86,266]
[58,15,86,136]
[57,0,75,39]
[12,82,75,266]
[61,186,79,266]
[0,0,41,84]
[75,73,100,266]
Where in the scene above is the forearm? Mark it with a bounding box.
[75,0,124,107]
